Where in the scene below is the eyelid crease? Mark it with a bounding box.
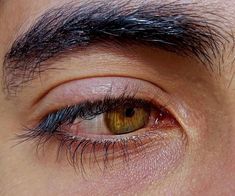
[27,77,171,124]
[30,75,168,108]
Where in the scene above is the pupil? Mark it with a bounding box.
[125,107,135,117]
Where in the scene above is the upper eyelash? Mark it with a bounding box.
[33,95,153,134]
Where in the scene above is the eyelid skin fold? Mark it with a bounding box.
[30,77,170,120]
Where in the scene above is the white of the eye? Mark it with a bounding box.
[70,114,110,135]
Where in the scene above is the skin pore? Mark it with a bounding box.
[0,0,235,196]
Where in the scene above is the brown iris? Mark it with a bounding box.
[105,105,150,134]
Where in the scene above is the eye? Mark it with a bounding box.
[67,99,153,136]
[56,98,173,138]
[19,77,184,173]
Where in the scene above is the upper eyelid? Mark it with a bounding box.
[27,77,171,122]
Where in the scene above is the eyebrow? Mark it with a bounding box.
[3,1,232,96]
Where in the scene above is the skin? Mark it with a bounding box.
[0,0,235,196]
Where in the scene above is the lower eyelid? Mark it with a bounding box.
[32,126,186,187]
[35,124,184,165]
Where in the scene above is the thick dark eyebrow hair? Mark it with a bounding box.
[3,1,232,96]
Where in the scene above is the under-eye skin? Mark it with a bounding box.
[19,77,186,176]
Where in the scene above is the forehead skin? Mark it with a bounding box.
[0,0,235,196]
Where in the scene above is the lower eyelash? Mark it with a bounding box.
[61,131,164,173]
[17,126,165,173]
